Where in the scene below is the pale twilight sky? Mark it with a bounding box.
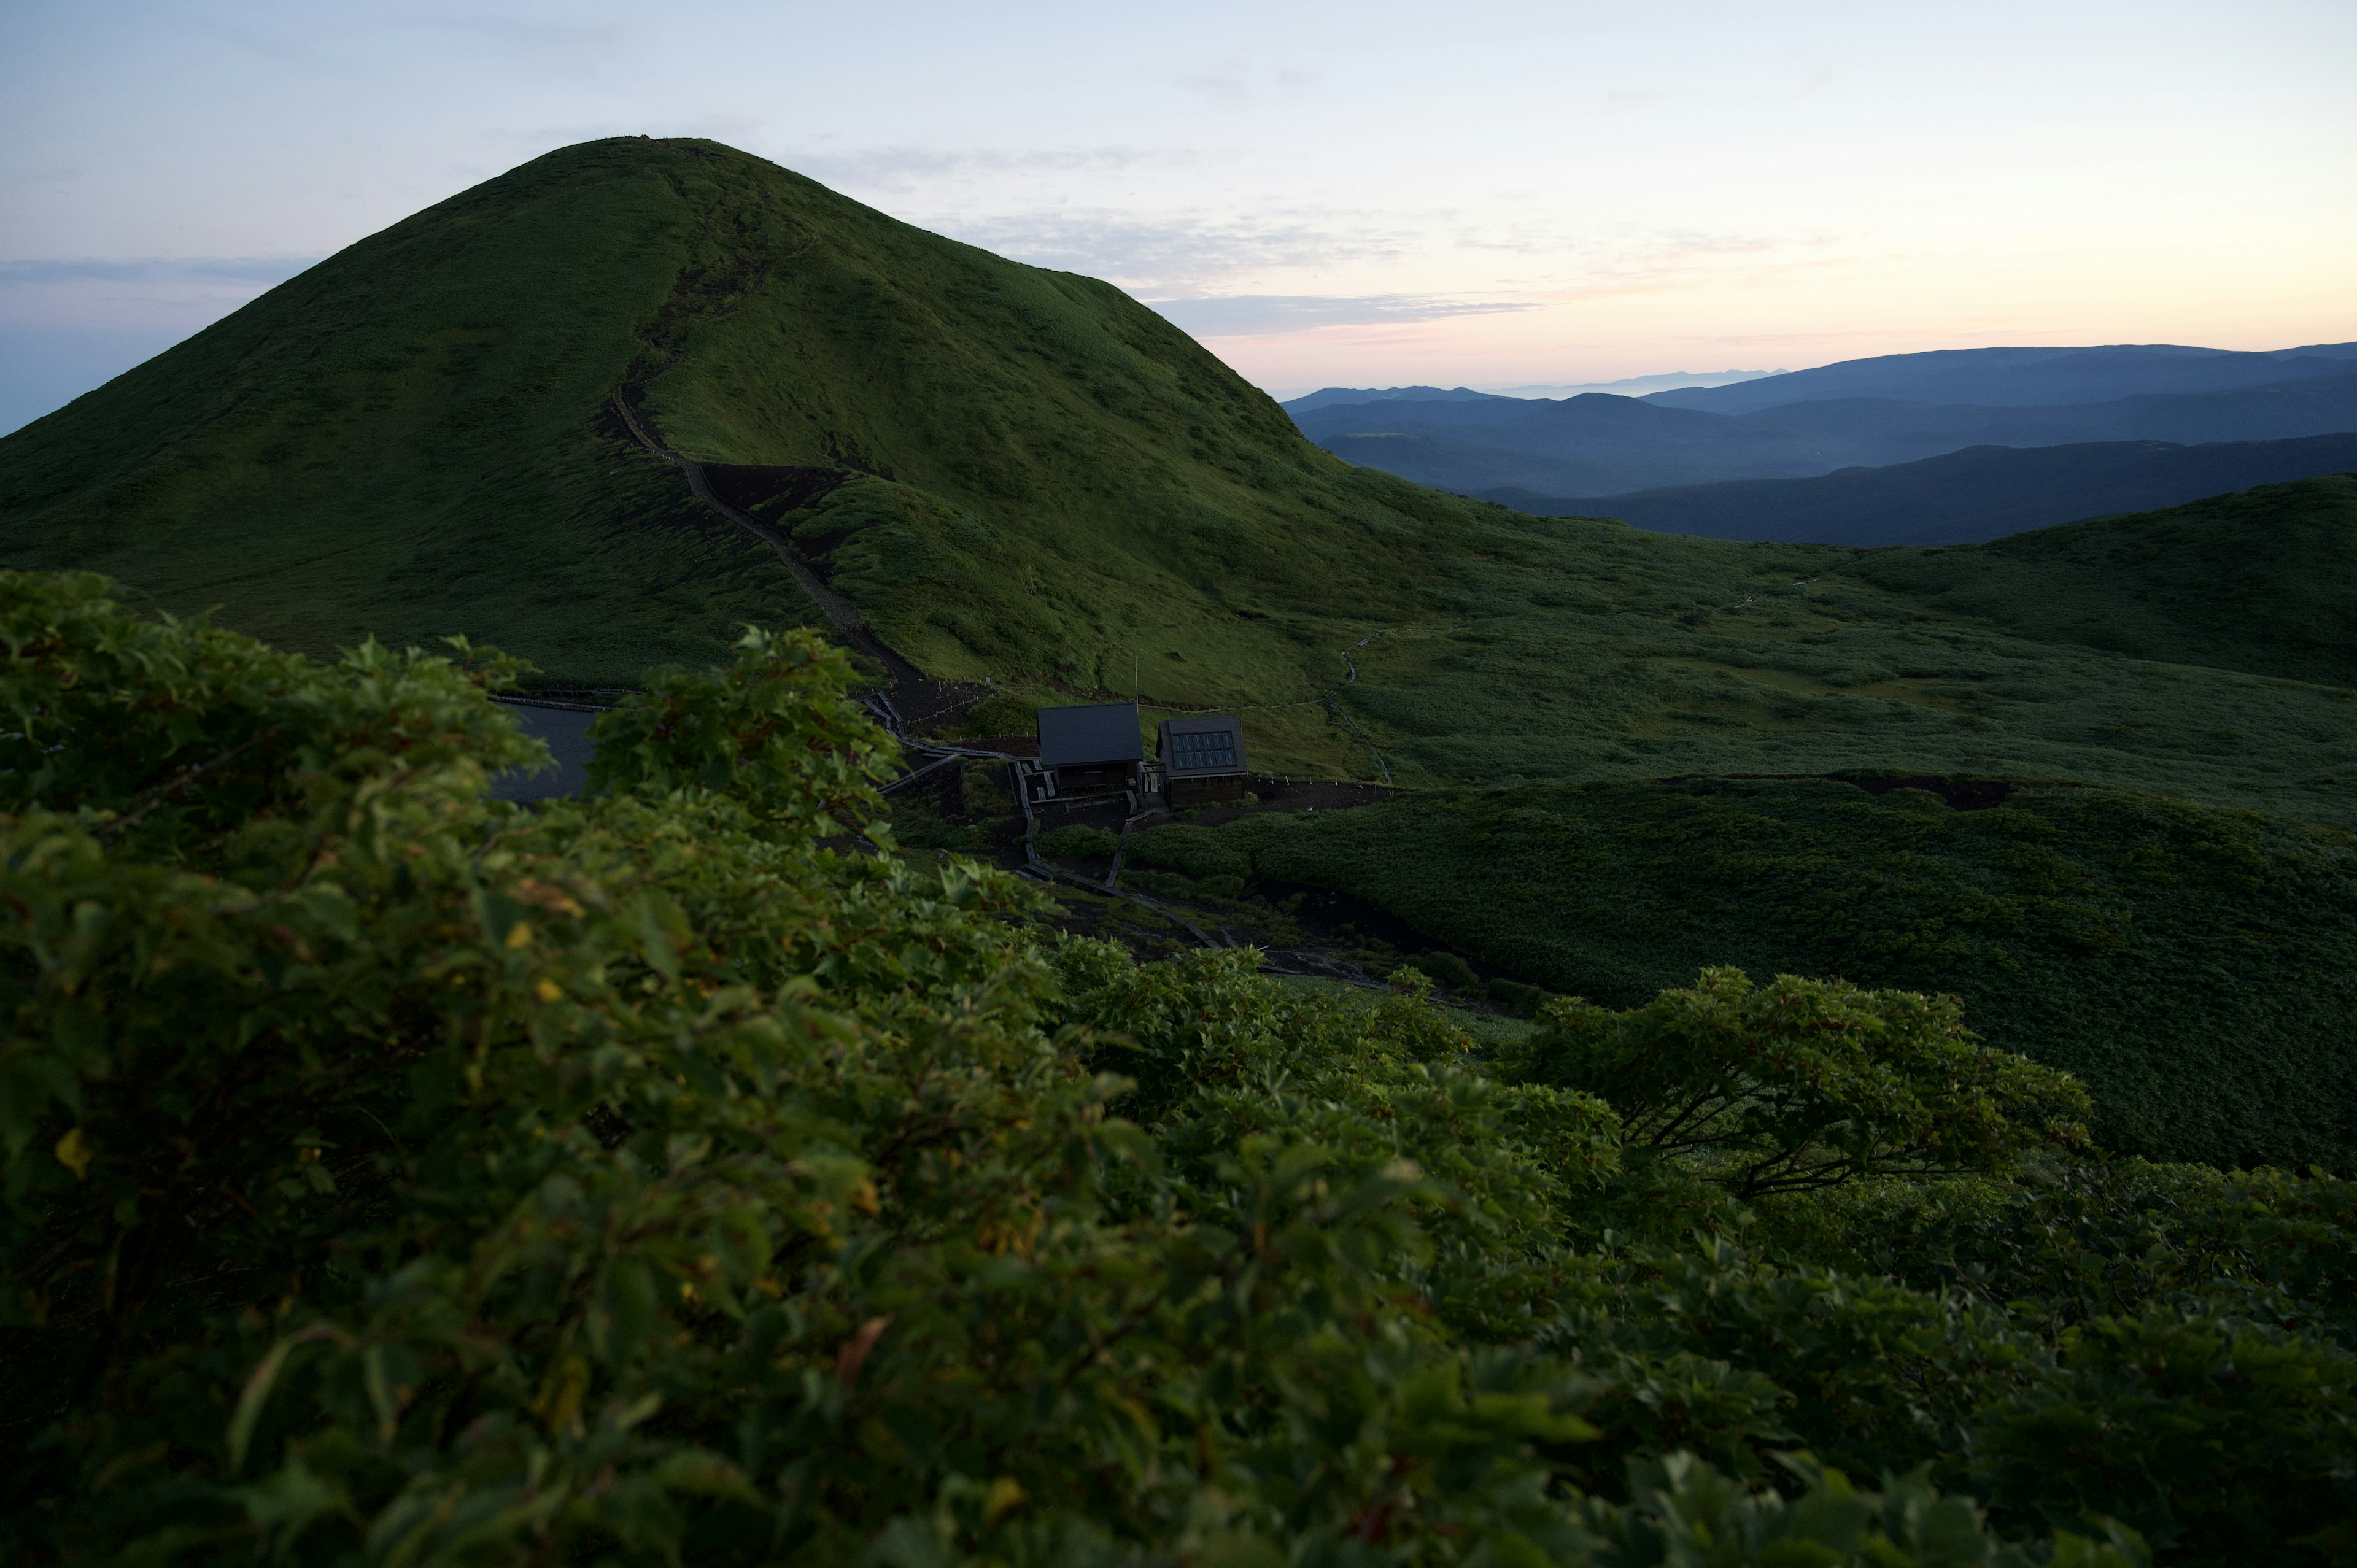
[3,0,2353,432]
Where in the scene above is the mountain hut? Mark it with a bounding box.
[1035,702,1144,797]
[1158,714,1248,806]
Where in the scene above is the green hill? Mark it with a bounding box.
[0,136,1473,733]
[3,138,2354,825]
[1849,474,2357,682]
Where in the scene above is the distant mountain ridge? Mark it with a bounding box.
[1284,369,1780,405]
[1486,369,1780,398]
[1285,340,2357,539]
[1491,434,2357,546]
[1646,341,2357,413]
[1293,371,2357,498]
[1281,385,1513,412]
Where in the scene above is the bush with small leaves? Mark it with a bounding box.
[1418,950,1479,991]
[1488,975,1552,1015]
[1509,968,2093,1200]
[1034,822,1118,859]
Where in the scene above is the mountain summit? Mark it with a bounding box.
[0,138,1478,695]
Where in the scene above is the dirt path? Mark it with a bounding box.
[608,392,984,732]
[611,394,864,633]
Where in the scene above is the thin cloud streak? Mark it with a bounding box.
[0,257,320,286]
[400,14,632,55]
[937,202,1827,299]
[1174,56,1318,106]
[1147,294,1540,336]
[939,210,1422,292]
[789,144,1201,194]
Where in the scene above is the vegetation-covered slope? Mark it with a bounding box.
[1247,476,2357,824]
[1129,777,2357,1170]
[1851,475,2357,682]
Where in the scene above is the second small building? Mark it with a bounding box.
[1158,714,1248,806]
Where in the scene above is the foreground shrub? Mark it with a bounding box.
[0,572,2341,1563]
[1964,1309,2357,1564]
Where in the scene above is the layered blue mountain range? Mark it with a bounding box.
[1286,342,2357,544]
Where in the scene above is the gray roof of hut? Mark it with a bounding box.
[1036,702,1144,767]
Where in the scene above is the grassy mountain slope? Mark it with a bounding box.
[1263,477,2357,824]
[605,153,1478,703]
[1850,476,2357,684]
[0,137,1508,722]
[1134,777,2357,1170]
